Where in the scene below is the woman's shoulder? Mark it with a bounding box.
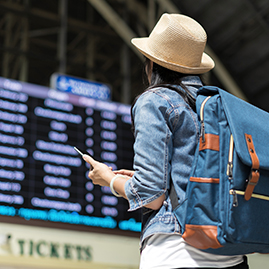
[135,86,190,110]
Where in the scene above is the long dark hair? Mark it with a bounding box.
[131,58,201,130]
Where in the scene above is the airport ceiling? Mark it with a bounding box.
[1,0,269,111]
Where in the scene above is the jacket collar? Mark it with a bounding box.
[181,75,203,88]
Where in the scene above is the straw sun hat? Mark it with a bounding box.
[131,13,215,74]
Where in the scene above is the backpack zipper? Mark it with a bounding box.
[226,134,237,206]
[229,189,269,202]
[230,189,239,207]
[227,134,234,180]
[200,96,212,143]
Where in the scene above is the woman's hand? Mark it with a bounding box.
[83,154,115,187]
[83,154,130,199]
[114,169,135,177]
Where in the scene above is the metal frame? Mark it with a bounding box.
[0,0,248,104]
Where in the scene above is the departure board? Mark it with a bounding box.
[0,77,141,233]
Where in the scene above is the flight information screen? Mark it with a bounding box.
[0,77,141,233]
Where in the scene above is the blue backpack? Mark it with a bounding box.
[171,85,269,255]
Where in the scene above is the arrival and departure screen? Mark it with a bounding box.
[0,77,141,233]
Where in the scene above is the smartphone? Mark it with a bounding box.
[74,146,85,156]
[74,146,93,170]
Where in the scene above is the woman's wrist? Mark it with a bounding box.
[109,174,128,197]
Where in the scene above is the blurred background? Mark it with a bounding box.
[1,0,269,109]
[0,0,269,268]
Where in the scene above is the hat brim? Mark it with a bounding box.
[131,37,215,74]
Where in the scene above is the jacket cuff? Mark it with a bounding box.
[124,178,143,211]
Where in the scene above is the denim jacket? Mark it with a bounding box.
[125,76,202,245]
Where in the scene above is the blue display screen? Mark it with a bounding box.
[50,73,112,101]
[0,77,141,233]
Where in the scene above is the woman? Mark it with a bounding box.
[83,13,249,269]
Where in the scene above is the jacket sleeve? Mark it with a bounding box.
[124,91,175,211]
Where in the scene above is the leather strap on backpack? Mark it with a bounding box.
[244,134,260,201]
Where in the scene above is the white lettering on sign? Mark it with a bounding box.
[33,151,81,167]
[34,107,82,124]
[43,164,71,176]
[0,99,28,113]
[31,197,81,212]
[0,133,25,146]
[0,193,24,204]
[0,110,27,124]
[44,98,73,112]
[0,181,21,192]
[0,157,24,169]
[43,175,71,188]
[0,121,24,134]
[0,88,28,102]
[0,169,24,181]
[44,187,70,199]
[0,146,28,158]
[50,120,67,131]
[48,131,68,142]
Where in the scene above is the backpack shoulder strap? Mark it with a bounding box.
[170,179,179,210]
